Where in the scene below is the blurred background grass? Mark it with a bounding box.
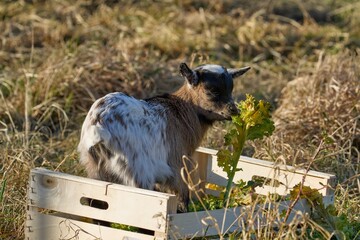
[0,0,359,239]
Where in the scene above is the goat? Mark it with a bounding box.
[78,63,250,212]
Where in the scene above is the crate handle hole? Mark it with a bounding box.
[252,175,281,187]
[80,197,109,210]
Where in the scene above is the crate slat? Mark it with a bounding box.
[196,147,336,196]
[28,168,177,232]
[168,199,310,239]
[26,207,155,240]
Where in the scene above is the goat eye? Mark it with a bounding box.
[212,90,221,96]
[207,89,222,101]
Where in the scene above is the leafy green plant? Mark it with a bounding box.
[189,180,263,212]
[217,94,275,206]
[291,184,360,239]
[110,223,139,232]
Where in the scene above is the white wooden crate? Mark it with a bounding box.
[26,147,336,240]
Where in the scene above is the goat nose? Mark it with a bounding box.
[228,103,239,115]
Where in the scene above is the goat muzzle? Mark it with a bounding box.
[227,102,239,116]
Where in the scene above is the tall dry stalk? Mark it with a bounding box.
[23,26,35,149]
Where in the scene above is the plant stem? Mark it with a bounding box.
[223,126,247,206]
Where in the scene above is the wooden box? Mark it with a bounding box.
[26,147,336,239]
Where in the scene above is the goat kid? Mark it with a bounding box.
[78,63,250,212]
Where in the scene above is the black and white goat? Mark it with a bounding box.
[78,63,250,211]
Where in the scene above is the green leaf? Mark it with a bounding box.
[224,129,238,146]
[290,183,323,206]
[217,149,232,177]
[247,118,275,140]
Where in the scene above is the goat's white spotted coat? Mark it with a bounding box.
[79,92,172,189]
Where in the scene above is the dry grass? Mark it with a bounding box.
[253,50,359,176]
[0,0,359,239]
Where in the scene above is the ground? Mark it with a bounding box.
[0,0,359,239]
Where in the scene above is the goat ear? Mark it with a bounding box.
[228,66,251,79]
[180,63,199,85]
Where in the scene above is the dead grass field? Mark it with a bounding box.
[0,0,359,239]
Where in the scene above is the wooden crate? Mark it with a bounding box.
[26,147,336,240]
